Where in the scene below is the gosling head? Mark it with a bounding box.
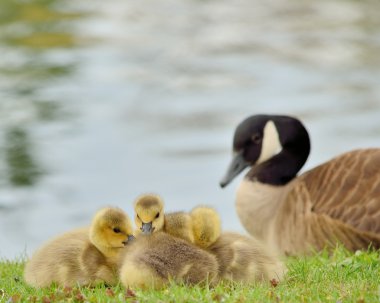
[191,206,221,248]
[90,207,135,251]
[134,194,164,235]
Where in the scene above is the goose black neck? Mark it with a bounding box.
[247,116,311,186]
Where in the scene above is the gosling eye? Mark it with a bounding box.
[155,213,160,219]
[136,214,141,220]
[113,227,121,233]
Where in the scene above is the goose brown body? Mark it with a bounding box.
[273,149,380,255]
[221,114,380,255]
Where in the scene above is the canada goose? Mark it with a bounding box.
[134,194,194,243]
[24,207,134,287]
[208,232,286,283]
[119,232,218,289]
[190,206,221,249]
[220,114,380,255]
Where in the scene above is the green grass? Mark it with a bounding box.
[1,247,379,302]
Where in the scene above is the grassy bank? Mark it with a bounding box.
[1,247,379,302]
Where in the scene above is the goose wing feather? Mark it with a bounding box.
[277,149,380,253]
[300,149,380,234]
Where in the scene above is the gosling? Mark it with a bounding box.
[24,207,134,287]
[134,194,194,243]
[208,232,287,283]
[119,232,218,289]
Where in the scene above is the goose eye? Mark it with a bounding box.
[155,213,160,219]
[251,133,262,144]
[113,227,121,233]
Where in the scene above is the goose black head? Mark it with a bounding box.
[220,115,310,187]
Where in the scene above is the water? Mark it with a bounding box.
[0,0,379,258]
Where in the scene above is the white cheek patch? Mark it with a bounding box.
[256,120,282,164]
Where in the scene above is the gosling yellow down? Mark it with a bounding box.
[190,206,221,249]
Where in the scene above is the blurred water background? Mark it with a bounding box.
[0,0,379,258]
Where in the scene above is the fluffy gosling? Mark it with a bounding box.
[208,232,287,283]
[24,207,134,287]
[134,194,194,243]
[119,232,218,289]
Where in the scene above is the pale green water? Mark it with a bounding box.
[0,0,379,258]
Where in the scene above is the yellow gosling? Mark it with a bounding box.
[24,207,134,287]
[134,194,165,234]
[134,194,194,243]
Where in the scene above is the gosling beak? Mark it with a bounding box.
[220,151,250,188]
[122,235,135,246]
[141,222,154,235]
